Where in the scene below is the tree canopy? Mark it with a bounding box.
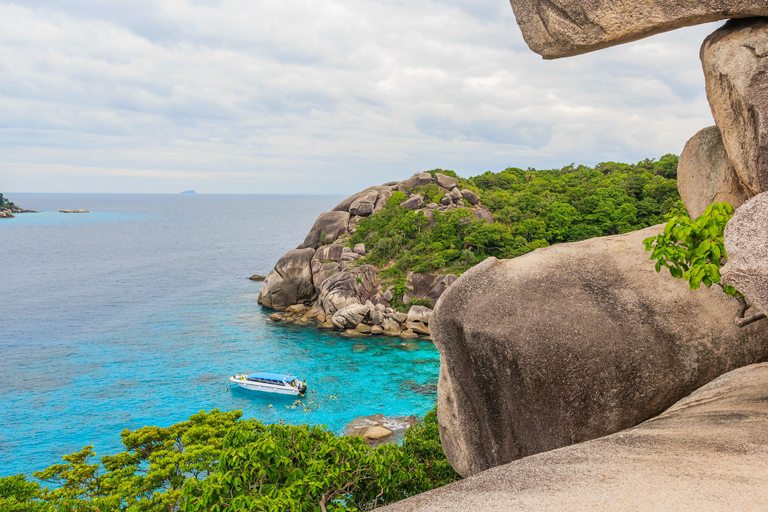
[0,408,458,512]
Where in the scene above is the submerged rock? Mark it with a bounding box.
[433,225,768,477]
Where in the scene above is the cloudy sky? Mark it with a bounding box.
[1,0,721,194]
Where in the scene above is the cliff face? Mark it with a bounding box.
[256,172,493,338]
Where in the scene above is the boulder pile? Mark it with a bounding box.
[256,172,493,338]
[425,0,768,483]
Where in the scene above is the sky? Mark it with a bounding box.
[0,0,723,195]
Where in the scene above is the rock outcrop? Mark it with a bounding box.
[507,0,768,59]
[722,192,768,317]
[432,225,768,478]
[702,18,768,196]
[257,248,315,311]
[381,362,768,511]
[345,413,417,447]
[677,125,753,218]
[257,172,487,335]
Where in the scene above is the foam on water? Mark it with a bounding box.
[0,194,440,476]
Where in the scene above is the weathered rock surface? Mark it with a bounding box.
[400,194,424,211]
[433,225,768,478]
[298,211,350,249]
[317,265,378,317]
[332,303,370,329]
[508,0,768,59]
[403,272,458,306]
[257,248,315,311]
[381,362,768,511]
[702,18,768,196]
[677,125,753,218]
[345,413,417,447]
[248,274,267,281]
[722,192,768,317]
[435,172,459,190]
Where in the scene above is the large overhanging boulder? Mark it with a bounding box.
[677,125,752,218]
[507,0,768,59]
[257,248,316,311]
[432,225,768,478]
[380,363,768,511]
[702,18,768,196]
[298,211,350,249]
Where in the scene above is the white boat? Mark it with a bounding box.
[229,372,307,395]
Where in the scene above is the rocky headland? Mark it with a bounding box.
[256,171,492,340]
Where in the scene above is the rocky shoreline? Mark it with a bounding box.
[0,205,37,219]
[255,172,493,339]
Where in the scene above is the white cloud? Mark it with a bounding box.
[0,0,720,193]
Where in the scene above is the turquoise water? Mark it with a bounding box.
[0,194,440,476]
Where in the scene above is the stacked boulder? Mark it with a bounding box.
[257,172,493,338]
[425,0,768,482]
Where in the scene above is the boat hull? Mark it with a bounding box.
[229,375,302,395]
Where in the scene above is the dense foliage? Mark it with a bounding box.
[0,408,457,512]
[0,193,15,208]
[643,202,735,294]
[348,156,681,307]
[643,202,766,327]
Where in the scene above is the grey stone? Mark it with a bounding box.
[314,244,344,262]
[702,18,768,196]
[471,206,494,224]
[370,309,385,326]
[677,126,753,218]
[432,225,768,478]
[447,187,462,202]
[332,303,370,329]
[257,248,316,311]
[298,211,350,249]
[404,272,458,306]
[400,194,424,211]
[382,317,402,336]
[440,195,451,206]
[310,260,340,295]
[381,363,768,511]
[426,202,439,209]
[435,172,459,190]
[406,305,433,324]
[332,186,390,213]
[406,320,430,335]
[460,189,479,205]
[248,274,266,281]
[353,243,366,255]
[721,192,768,317]
[317,265,378,317]
[373,189,393,214]
[392,311,408,324]
[349,189,380,217]
[508,0,768,59]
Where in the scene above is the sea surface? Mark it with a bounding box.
[0,194,440,477]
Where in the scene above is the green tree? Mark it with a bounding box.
[643,203,765,327]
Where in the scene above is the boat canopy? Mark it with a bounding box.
[246,372,298,383]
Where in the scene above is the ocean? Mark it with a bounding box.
[0,194,440,477]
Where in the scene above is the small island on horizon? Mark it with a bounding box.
[181,189,197,194]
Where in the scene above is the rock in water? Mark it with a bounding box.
[508,0,768,59]
[432,225,768,478]
[677,125,752,218]
[722,192,768,317]
[702,18,768,196]
[257,248,315,311]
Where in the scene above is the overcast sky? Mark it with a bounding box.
[1,0,721,194]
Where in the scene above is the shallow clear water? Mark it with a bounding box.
[0,194,440,476]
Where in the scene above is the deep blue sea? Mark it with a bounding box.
[0,194,440,477]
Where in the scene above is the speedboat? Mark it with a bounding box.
[229,372,307,395]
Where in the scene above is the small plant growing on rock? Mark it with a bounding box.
[643,202,765,327]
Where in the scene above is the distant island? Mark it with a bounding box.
[181,190,197,194]
[0,193,36,218]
